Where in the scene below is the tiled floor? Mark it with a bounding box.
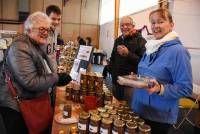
[92,64,200,134]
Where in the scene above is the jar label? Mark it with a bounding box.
[100,128,108,134]
[89,125,98,133]
[112,130,118,134]
[78,123,86,130]
[63,111,68,116]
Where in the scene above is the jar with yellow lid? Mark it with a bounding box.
[89,114,101,134]
[135,118,145,126]
[97,107,106,113]
[107,109,117,115]
[78,112,90,134]
[112,119,125,134]
[89,109,99,116]
[121,115,132,123]
[100,118,113,134]
[139,124,151,134]
[125,121,137,134]
[100,112,109,118]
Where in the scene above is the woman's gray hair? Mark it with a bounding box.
[24,11,51,33]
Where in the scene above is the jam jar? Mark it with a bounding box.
[139,124,151,134]
[135,118,145,126]
[63,104,72,118]
[87,73,96,89]
[89,109,99,116]
[97,107,107,113]
[89,114,101,134]
[96,91,105,107]
[100,118,113,134]
[81,73,88,88]
[73,88,80,103]
[100,112,109,118]
[80,90,87,104]
[104,92,113,105]
[125,121,137,134]
[65,87,72,100]
[78,111,90,134]
[121,115,132,123]
[95,75,103,91]
[112,119,125,134]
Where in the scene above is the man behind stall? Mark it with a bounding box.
[110,16,146,100]
[46,5,62,69]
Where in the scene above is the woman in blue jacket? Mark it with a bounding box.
[131,8,193,134]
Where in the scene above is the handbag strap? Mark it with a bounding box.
[5,71,19,101]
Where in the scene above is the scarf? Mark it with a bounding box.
[145,31,179,55]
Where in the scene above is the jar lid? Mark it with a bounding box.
[126,121,137,129]
[90,114,101,122]
[70,126,78,133]
[107,109,117,115]
[105,92,112,96]
[130,113,139,119]
[97,107,106,113]
[79,111,90,119]
[100,112,109,118]
[101,118,112,125]
[89,109,99,115]
[122,115,132,122]
[113,119,125,127]
[135,118,145,125]
[58,130,65,134]
[139,124,151,132]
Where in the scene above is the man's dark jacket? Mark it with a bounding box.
[110,32,146,83]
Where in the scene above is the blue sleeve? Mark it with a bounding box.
[163,46,193,99]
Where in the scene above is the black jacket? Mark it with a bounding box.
[110,32,146,83]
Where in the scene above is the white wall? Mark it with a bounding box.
[173,0,200,85]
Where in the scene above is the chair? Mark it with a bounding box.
[174,93,200,129]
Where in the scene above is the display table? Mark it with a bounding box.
[51,86,81,134]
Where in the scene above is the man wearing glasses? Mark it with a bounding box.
[46,5,62,71]
[109,16,146,101]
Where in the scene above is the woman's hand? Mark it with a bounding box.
[146,79,161,94]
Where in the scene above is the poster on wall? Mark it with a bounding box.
[70,45,93,82]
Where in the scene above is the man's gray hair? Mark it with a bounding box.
[120,16,136,25]
[24,11,51,33]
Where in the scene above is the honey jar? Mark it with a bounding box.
[89,114,101,134]
[104,92,113,105]
[125,121,137,134]
[112,119,125,134]
[100,118,113,134]
[63,104,72,118]
[139,124,151,134]
[65,87,72,100]
[78,111,90,134]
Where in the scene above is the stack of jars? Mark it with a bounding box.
[65,86,80,103]
[78,103,151,134]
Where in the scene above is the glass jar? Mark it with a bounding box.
[63,104,72,118]
[139,124,151,134]
[78,112,90,134]
[100,112,109,118]
[95,75,103,91]
[88,73,96,89]
[100,118,112,134]
[89,114,101,134]
[104,92,113,105]
[112,119,125,134]
[135,118,145,126]
[65,87,72,100]
[97,107,107,113]
[88,91,96,96]
[96,91,105,107]
[81,73,88,88]
[73,88,80,103]
[121,115,132,123]
[80,90,87,104]
[89,109,99,116]
[125,121,137,134]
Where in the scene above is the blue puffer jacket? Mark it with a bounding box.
[131,38,193,124]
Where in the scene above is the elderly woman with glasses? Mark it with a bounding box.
[0,12,71,134]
